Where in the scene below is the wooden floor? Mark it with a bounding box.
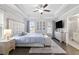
[9,39,79,55]
[9,47,30,55]
[53,39,79,55]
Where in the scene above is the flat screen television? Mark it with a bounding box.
[56,20,64,28]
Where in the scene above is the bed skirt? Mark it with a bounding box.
[15,43,44,47]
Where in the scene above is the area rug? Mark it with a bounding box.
[29,39,66,55]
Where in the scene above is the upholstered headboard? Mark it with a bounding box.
[7,18,25,36]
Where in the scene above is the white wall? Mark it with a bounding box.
[4,11,24,28]
[57,6,79,42]
[3,9,25,36]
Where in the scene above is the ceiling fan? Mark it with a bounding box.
[33,4,51,14]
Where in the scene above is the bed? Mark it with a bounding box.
[11,33,45,47]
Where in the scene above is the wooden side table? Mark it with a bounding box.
[0,39,15,55]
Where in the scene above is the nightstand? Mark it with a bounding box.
[0,39,15,55]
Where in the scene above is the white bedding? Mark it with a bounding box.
[12,33,45,44]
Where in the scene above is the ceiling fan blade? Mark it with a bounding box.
[43,4,48,8]
[44,10,51,12]
[33,10,38,12]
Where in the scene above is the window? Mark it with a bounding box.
[29,21,36,33]
[9,19,25,35]
[36,21,46,33]
[29,21,52,34]
[47,21,52,34]
[0,10,4,40]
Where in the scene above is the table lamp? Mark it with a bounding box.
[4,29,12,40]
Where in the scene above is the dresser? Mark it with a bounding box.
[0,39,15,55]
[54,31,66,42]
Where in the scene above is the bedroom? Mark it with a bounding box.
[0,4,79,55]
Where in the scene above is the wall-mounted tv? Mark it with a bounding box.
[56,20,64,28]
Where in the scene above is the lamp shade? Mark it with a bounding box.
[4,29,12,36]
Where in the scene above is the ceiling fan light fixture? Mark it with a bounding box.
[39,9,43,13]
[33,4,50,15]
